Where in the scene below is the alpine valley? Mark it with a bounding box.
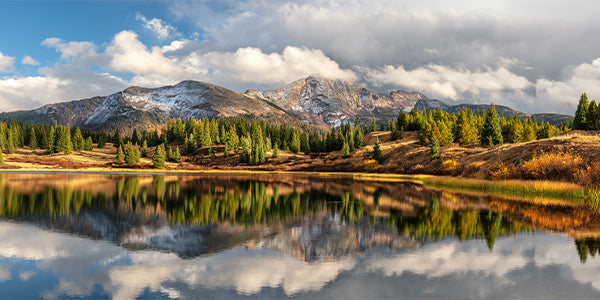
[0,75,572,133]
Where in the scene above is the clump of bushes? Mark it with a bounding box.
[520,151,584,181]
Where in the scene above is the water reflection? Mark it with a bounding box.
[0,173,599,299]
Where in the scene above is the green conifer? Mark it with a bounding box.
[116,145,124,162]
[152,144,166,168]
[574,93,589,130]
[141,140,148,157]
[84,136,93,151]
[29,127,37,150]
[341,141,350,158]
[372,137,383,164]
[480,104,503,146]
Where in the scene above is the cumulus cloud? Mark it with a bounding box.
[362,64,531,100]
[181,46,357,86]
[42,38,97,61]
[0,51,15,73]
[135,13,177,40]
[21,55,40,66]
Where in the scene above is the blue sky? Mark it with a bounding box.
[1,0,600,114]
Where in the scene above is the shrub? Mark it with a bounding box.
[520,151,584,181]
[442,159,458,170]
[487,161,516,180]
[574,161,600,187]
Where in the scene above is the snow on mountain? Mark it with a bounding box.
[256,75,428,127]
[0,80,285,134]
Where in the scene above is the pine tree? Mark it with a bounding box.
[390,121,399,141]
[152,144,166,168]
[372,137,383,164]
[370,117,377,132]
[141,140,148,157]
[239,135,251,163]
[341,141,350,158]
[45,127,55,153]
[97,135,106,149]
[272,143,280,158]
[480,104,503,146]
[173,146,181,162]
[250,125,266,165]
[355,128,364,149]
[29,127,37,150]
[0,149,3,164]
[116,145,124,162]
[6,129,14,154]
[124,142,140,165]
[113,128,122,148]
[430,138,440,160]
[573,93,589,130]
[185,133,196,155]
[72,128,84,151]
[84,136,93,151]
[290,131,301,154]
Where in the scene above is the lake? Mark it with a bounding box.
[1,172,600,299]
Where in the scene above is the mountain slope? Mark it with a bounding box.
[413,99,573,126]
[0,80,286,133]
[254,75,426,127]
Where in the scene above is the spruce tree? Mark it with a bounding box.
[124,142,140,165]
[355,128,364,149]
[0,149,3,164]
[113,128,122,148]
[370,117,376,132]
[341,141,350,158]
[239,135,251,163]
[173,146,181,162]
[84,136,93,151]
[29,127,37,150]
[372,137,383,164]
[430,138,440,160]
[45,127,55,153]
[152,144,166,168]
[573,93,589,130]
[116,145,124,162]
[290,132,301,154]
[6,129,14,154]
[72,128,84,151]
[141,140,148,157]
[97,135,106,149]
[480,104,503,146]
[185,133,196,155]
[272,143,280,158]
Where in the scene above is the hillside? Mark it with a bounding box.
[0,80,286,134]
[413,99,573,126]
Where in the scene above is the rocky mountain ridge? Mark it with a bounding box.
[0,76,572,131]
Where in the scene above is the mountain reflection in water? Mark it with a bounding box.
[0,173,599,299]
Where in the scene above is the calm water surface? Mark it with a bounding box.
[1,173,600,299]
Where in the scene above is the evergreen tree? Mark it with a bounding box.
[239,135,251,163]
[97,135,106,149]
[587,100,599,130]
[113,128,122,148]
[272,143,280,158]
[250,125,266,165]
[6,129,14,154]
[141,140,148,157]
[124,142,140,165]
[480,104,503,146]
[372,137,383,164]
[45,127,55,153]
[390,121,400,141]
[29,127,37,150]
[453,110,478,145]
[341,141,350,158]
[0,149,3,164]
[131,128,139,145]
[168,146,181,162]
[290,131,301,154]
[54,126,72,154]
[152,144,166,168]
[430,138,440,160]
[84,136,93,151]
[185,133,197,155]
[72,128,84,151]
[116,145,124,162]
[355,128,364,149]
[573,93,589,130]
[370,117,377,132]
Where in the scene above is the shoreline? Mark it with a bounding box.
[1,167,596,206]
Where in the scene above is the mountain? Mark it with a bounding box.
[253,75,427,127]
[413,99,573,126]
[0,80,286,133]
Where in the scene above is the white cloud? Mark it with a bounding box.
[0,52,15,73]
[181,46,357,86]
[21,55,40,66]
[135,13,177,40]
[362,64,532,100]
[42,38,97,61]
[105,31,187,86]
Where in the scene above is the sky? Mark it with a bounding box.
[1,0,600,114]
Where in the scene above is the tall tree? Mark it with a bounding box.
[152,144,166,168]
[372,137,383,164]
[116,145,125,162]
[573,93,589,130]
[72,128,84,151]
[29,127,37,150]
[84,136,93,151]
[480,104,503,146]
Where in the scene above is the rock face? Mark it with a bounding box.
[256,75,427,127]
[0,80,284,133]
